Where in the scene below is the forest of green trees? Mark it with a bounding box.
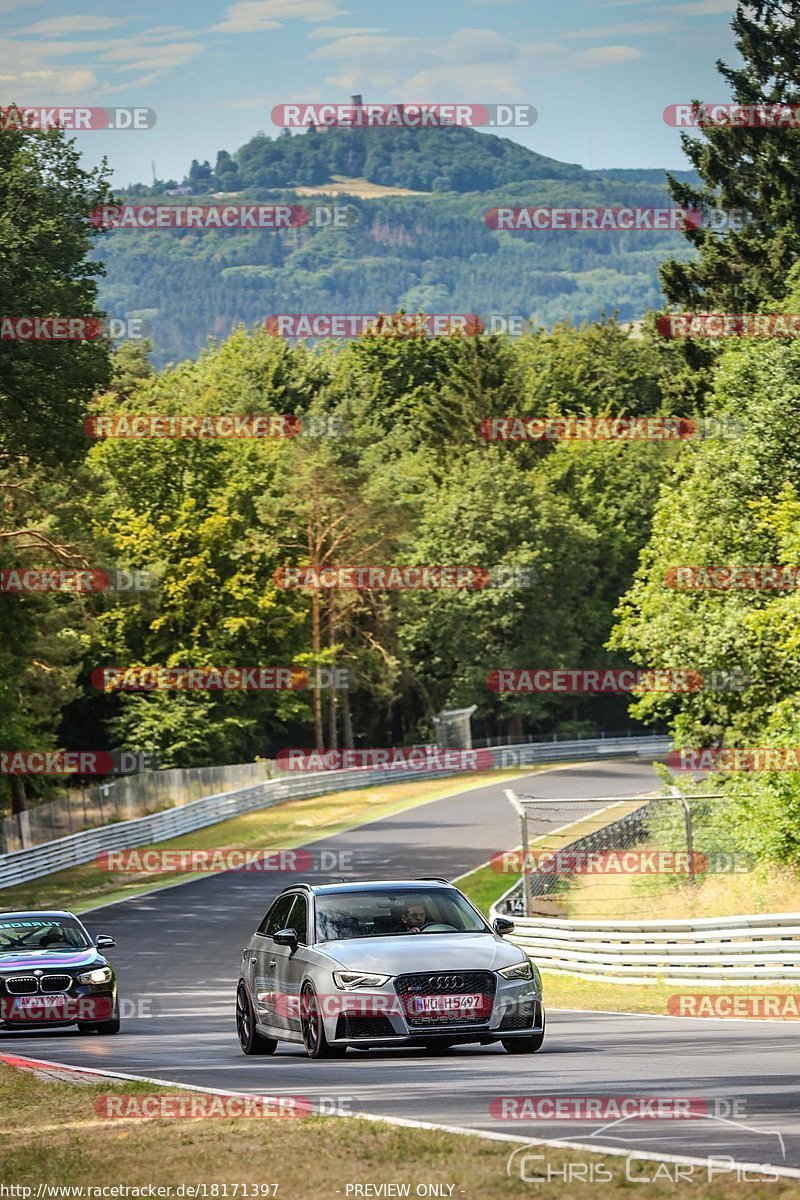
[2,0,800,866]
[105,128,699,367]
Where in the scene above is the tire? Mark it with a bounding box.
[502,1010,546,1055]
[301,984,346,1059]
[237,983,277,1055]
[78,996,120,1035]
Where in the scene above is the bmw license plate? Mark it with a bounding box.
[3,995,69,1020]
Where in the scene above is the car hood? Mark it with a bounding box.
[0,949,101,973]
[318,932,525,975]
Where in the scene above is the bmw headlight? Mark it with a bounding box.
[498,960,534,981]
[332,971,391,989]
[77,967,113,985]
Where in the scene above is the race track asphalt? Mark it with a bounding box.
[3,758,798,1176]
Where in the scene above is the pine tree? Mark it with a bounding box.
[661,0,800,310]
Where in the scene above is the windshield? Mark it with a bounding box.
[315,889,488,942]
[0,916,90,953]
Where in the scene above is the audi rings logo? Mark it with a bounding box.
[429,975,464,990]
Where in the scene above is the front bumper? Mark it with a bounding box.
[323,977,543,1045]
[0,984,117,1029]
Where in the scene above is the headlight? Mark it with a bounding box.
[498,960,534,981]
[77,967,113,985]
[332,971,391,989]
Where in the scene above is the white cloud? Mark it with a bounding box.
[311,34,418,60]
[211,0,346,34]
[401,61,532,99]
[671,0,735,13]
[0,23,208,97]
[11,15,130,35]
[564,18,676,36]
[428,29,515,64]
[571,43,645,64]
[100,39,205,71]
[308,25,383,39]
[0,66,100,93]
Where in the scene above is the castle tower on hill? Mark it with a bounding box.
[312,96,367,133]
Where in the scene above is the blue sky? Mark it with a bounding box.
[1,0,739,186]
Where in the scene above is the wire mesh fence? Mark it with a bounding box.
[0,761,277,854]
[497,788,747,920]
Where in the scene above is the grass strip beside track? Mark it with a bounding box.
[0,767,539,914]
[1,1061,798,1199]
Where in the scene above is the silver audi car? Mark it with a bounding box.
[236,879,544,1058]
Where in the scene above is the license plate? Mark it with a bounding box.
[2,996,69,1019]
[409,994,481,1015]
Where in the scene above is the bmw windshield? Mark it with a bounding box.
[0,916,90,953]
[314,889,488,942]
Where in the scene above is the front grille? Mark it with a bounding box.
[394,971,496,1027]
[5,976,38,996]
[338,1015,397,1040]
[498,999,538,1031]
[40,975,72,994]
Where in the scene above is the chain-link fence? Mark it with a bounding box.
[497,788,745,920]
[0,761,277,854]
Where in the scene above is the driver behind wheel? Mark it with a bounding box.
[401,901,429,934]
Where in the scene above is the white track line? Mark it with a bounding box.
[2,1052,798,1180]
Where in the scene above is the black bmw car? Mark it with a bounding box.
[0,910,120,1035]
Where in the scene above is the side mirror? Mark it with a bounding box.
[95,934,116,949]
[273,927,299,953]
[493,917,514,937]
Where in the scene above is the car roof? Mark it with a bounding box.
[280,879,456,897]
[0,910,80,920]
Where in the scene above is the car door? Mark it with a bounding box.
[251,893,295,1029]
[273,893,309,1038]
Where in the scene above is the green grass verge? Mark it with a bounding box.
[0,767,541,914]
[2,1061,796,1198]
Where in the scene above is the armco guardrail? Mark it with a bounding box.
[490,905,800,985]
[0,734,669,891]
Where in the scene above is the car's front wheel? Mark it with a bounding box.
[501,1010,546,1054]
[237,983,277,1055]
[301,984,346,1059]
[78,998,121,1035]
